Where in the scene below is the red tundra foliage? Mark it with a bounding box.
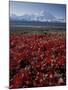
[10,32,66,88]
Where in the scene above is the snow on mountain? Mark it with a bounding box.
[10,11,65,23]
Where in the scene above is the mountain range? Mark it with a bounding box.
[10,11,65,23]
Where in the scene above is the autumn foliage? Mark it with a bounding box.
[10,32,66,88]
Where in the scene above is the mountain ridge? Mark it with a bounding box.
[10,11,65,23]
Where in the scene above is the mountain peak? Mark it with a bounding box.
[10,11,65,23]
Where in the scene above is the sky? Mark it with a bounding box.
[10,1,66,20]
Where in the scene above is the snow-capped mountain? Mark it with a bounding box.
[10,11,65,23]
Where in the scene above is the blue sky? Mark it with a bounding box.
[10,1,66,20]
